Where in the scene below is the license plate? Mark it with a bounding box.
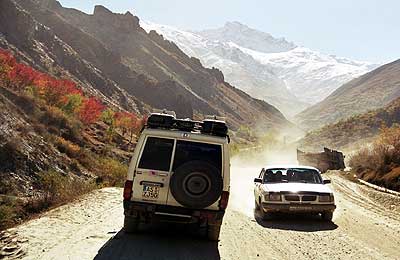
[289,205,311,211]
[142,185,160,199]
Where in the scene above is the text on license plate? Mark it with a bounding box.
[142,185,160,199]
[289,206,311,211]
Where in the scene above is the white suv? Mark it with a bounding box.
[123,112,230,240]
[254,165,336,221]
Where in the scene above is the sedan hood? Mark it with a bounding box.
[262,183,332,194]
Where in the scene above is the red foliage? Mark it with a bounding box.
[115,112,140,132]
[0,48,144,130]
[34,73,82,105]
[79,97,105,125]
[8,63,38,90]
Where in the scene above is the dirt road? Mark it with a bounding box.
[1,167,400,260]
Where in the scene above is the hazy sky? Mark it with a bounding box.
[58,0,399,63]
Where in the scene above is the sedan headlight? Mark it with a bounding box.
[265,193,282,201]
[319,194,334,202]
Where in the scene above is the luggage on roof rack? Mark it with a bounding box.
[146,111,228,137]
[201,119,228,137]
[147,113,175,129]
[174,118,200,132]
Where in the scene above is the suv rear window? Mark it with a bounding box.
[138,137,174,171]
[173,140,222,171]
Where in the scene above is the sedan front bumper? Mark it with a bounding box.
[262,202,336,213]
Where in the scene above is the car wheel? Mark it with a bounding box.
[254,200,260,210]
[207,224,221,241]
[124,216,139,233]
[321,211,333,221]
[170,161,223,209]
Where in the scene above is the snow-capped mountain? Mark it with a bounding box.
[233,44,376,104]
[141,21,377,118]
[199,21,296,53]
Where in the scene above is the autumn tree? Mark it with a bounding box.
[34,74,82,106]
[115,111,140,143]
[101,108,116,142]
[79,97,105,125]
[61,93,83,116]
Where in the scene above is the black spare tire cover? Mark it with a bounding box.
[170,160,223,209]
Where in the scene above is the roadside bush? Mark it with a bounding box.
[40,106,83,143]
[349,126,400,191]
[38,170,95,205]
[95,157,128,187]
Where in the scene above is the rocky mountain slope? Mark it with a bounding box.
[0,0,293,229]
[296,59,400,131]
[298,96,400,152]
[2,0,289,130]
[141,21,376,117]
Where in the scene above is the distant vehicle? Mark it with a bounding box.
[123,111,230,240]
[297,148,345,173]
[254,165,336,221]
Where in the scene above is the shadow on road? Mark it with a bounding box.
[94,223,220,260]
[254,210,338,232]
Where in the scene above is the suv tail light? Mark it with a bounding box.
[123,180,133,201]
[219,191,230,210]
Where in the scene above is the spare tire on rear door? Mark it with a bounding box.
[170,160,223,209]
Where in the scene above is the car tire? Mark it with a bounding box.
[170,161,223,209]
[207,224,221,241]
[321,211,333,221]
[124,216,139,233]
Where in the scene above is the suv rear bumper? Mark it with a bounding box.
[262,202,336,213]
[124,200,225,225]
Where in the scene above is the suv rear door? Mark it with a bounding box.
[167,140,223,208]
[132,136,175,205]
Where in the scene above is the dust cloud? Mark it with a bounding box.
[229,143,299,217]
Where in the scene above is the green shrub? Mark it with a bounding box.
[40,106,83,143]
[39,170,95,205]
[95,157,128,187]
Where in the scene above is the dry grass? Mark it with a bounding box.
[54,136,81,158]
[349,126,400,191]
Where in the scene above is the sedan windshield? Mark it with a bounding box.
[263,168,322,184]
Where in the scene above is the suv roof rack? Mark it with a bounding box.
[152,109,176,117]
[146,111,229,138]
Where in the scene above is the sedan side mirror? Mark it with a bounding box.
[323,179,331,184]
[254,178,262,183]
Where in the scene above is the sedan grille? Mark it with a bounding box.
[302,195,317,201]
[285,195,300,201]
[284,194,317,202]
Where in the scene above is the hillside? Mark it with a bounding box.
[142,21,375,117]
[298,97,400,152]
[1,0,289,130]
[296,59,400,131]
[0,48,140,229]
